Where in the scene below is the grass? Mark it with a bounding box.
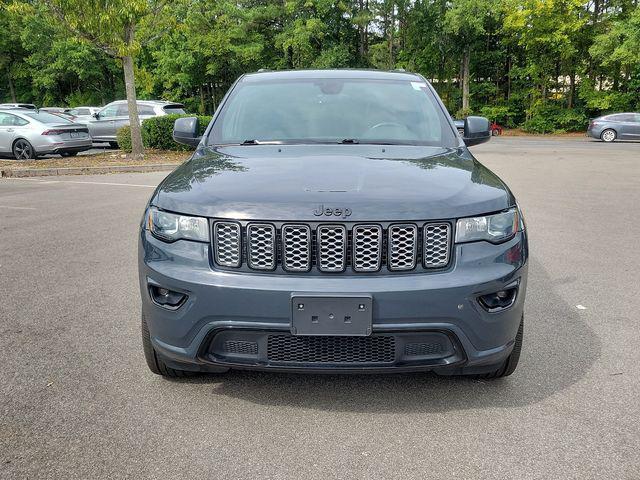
[0,149,190,170]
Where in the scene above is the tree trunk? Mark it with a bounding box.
[122,54,143,158]
[568,72,575,108]
[7,70,16,103]
[462,46,470,112]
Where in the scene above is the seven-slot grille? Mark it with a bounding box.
[212,221,452,273]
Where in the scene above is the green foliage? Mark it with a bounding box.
[117,114,212,152]
[522,104,588,133]
[117,125,132,152]
[2,0,639,135]
[141,114,212,151]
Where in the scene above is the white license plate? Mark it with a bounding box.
[70,132,85,138]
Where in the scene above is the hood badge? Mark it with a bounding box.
[313,204,352,219]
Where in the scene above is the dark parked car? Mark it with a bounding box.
[139,69,528,379]
[587,113,640,142]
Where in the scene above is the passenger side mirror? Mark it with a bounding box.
[93,112,100,119]
[463,116,491,147]
[173,116,201,148]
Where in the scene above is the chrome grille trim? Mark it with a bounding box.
[352,224,382,272]
[388,224,418,271]
[247,223,276,270]
[282,224,311,272]
[213,221,241,267]
[317,225,347,272]
[423,223,451,268]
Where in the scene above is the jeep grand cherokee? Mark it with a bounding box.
[139,69,528,379]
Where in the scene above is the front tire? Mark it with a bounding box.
[13,139,36,160]
[141,312,196,378]
[601,129,616,142]
[478,316,523,379]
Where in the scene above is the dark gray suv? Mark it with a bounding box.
[139,70,528,379]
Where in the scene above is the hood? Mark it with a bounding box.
[153,145,514,221]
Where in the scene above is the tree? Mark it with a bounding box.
[42,0,171,158]
[444,0,494,113]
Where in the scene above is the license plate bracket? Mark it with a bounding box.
[291,294,372,336]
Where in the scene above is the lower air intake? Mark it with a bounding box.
[267,335,396,364]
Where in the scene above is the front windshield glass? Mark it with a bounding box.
[209,77,457,147]
[25,111,73,124]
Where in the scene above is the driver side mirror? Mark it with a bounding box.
[463,116,491,147]
[93,112,100,119]
[173,117,202,148]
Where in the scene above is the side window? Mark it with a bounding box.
[138,104,156,115]
[68,109,79,115]
[99,105,118,118]
[634,114,640,124]
[116,104,129,116]
[77,108,89,115]
[0,113,28,126]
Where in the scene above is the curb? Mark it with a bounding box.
[1,163,178,178]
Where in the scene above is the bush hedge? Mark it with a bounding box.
[116,125,132,152]
[117,114,212,152]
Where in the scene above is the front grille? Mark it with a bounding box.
[267,335,396,363]
[352,225,382,272]
[213,222,241,267]
[388,224,418,271]
[423,223,451,268]
[282,224,311,272]
[212,221,452,273]
[247,223,276,270]
[317,225,347,272]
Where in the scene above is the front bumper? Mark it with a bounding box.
[139,230,528,374]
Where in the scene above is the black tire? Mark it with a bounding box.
[13,139,36,160]
[478,316,523,379]
[61,152,78,157]
[600,129,616,143]
[141,311,196,378]
[109,141,119,149]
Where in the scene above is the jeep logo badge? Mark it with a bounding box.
[313,204,352,219]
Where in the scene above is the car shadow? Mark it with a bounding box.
[171,257,600,413]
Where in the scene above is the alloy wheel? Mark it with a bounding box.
[13,140,34,160]
[601,129,616,142]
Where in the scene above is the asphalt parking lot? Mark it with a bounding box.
[1,136,639,479]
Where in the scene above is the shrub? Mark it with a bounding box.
[142,114,212,151]
[521,104,588,134]
[115,114,213,152]
[116,125,132,152]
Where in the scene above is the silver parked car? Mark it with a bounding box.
[65,106,101,123]
[88,100,185,147]
[0,108,92,159]
[587,112,640,142]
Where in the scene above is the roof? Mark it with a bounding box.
[241,69,423,83]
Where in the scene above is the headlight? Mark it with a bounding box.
[147,208,209,242]
[455,208,520,244]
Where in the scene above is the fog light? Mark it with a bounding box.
[478,288,517,312]
[149,284,187,309]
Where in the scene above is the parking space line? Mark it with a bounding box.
[1,178,156,188]
[0,205,37,210]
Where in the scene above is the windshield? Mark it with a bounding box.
[209,77,457,147]
[164,106,186,114]
[25,111,73,124]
